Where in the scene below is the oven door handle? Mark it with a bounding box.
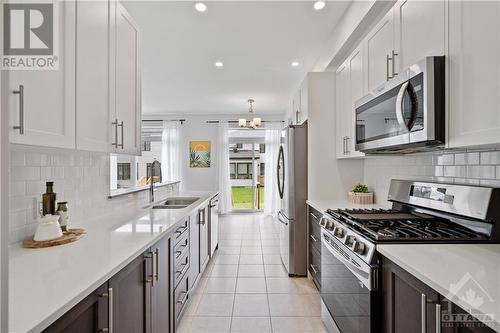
[322,235,372,290]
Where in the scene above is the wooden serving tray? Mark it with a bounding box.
[23,228,86,249]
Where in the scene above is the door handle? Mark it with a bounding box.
[12,85,24,135]
[391,50,398,77]
[98,288,113,333]
[421,293,427,333]
[395,81,410,131]
[386,54,392,81]
[345,136,350,154]
[154,248,160,282]
[117,121,124,149]
[435,303,441,333]
[111,119,118,148]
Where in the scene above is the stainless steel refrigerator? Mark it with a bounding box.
[276,123,308,276]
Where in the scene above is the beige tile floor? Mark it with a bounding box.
[176,213,327,333]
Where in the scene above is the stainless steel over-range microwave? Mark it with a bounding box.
[354,56,445,153]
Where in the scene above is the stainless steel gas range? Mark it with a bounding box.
[319,179,500,333]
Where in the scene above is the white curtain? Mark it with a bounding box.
[264,124,282,215]
[217,123,232,214]
[161,121,181,182]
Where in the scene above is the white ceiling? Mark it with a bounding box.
[124,1,351,115]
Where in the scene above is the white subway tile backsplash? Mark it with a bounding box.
[444,165,467,178]
[8,145,181,244]
[12,166,40,180]
[26,153,50,166]
[10,151,25,166]
[480,151,500,165]
[434,154,454,165]
[365,148,500,206]
[9,181,25,197]
[454,152,480,165]
[467,165,496,179]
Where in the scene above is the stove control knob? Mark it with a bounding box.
[353,241,366,255]
[345,235,356,246]
[333,227,345,238]
[326,221,334,231]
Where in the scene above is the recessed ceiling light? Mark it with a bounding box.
[195,2,207,12]
[215,61,224,68]
[313,0,326,10]
[291,61,300,67]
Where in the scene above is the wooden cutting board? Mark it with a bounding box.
[22,228,86,249]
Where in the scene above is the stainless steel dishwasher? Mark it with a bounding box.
[209,195,219,257]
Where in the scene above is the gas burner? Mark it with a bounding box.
[326,208,487,242]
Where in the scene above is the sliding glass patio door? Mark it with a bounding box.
[229,137,265,212]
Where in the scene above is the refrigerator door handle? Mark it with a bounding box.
[278,211,289,225]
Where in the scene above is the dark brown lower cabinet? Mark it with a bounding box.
[109,253,151,333]
[44,283,109,333]
[383,257,496,333]
[150,236,173,333]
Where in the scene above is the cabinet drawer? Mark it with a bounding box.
[174,272,189,323]
[173,218,189,244]
[174,231,189,261]
[174,252,190,288]
[309,218,322,254]
[309,244,321,289]
[309,207,322,225]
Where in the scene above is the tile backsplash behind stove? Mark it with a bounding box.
[364,149,500,206]
[8,145,179,244]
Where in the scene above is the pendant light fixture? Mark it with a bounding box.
[239,99,261,129]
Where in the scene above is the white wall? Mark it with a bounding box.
[144,114,284,192]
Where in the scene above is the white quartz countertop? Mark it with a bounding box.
[306,198,387,214]
[378,244,500,332]
[9,191,218,333]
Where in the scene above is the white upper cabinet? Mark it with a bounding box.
[448,1,500,148]
[7,1,76,149]
[393,0,446,72]
[365,9,394,93]
[336,46,365,159]
[112,2,142,155]
[76,0,112,152]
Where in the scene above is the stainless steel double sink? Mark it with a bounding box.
[152,197,199,209]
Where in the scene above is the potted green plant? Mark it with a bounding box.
[349,183,374,204]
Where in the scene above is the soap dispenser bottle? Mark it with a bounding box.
[42,181,57,216]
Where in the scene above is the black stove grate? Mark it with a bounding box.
[326,208,487,242]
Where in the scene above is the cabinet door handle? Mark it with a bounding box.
[310,234,318,242]
[435,304,441,333]
[391,50,398,77]
[111,119,118,148]
[154,248,160,282]
[99,288,113,333]
[177,291,189,305]
[421,293,427,333]
[310,264,319,274]
[12,85,24,135]
[386,54,393,80]
[345,136,350,154]
[117,121,124,149]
